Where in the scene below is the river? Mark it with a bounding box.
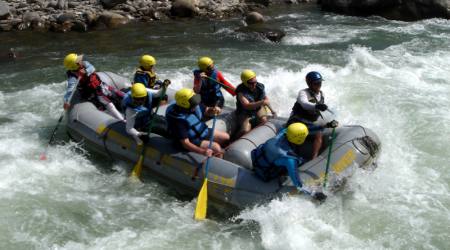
[0,5,449,250]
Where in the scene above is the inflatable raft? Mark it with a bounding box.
[66,72,381,209]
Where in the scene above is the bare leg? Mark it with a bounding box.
[213,130,230,146]
[312,132,323,159]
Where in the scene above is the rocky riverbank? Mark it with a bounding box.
[0,0,311,32]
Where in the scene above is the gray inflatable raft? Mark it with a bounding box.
[66,72,381,209]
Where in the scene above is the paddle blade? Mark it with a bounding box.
[194,178,208,220]
[39,153,47,161]
[130,155,144,181]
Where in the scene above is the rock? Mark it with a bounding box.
[245,0,270,7]
[97,11,129,28]
[100,0,127,9]
[0,1,10,20]
[320,0,450,21]
[0,20,13,30]
[23,11,41,23]
[236,24,286,43]
[71,20,88,32]
[56,12,76,23]
[245,11,265,25]
[56,0,68,10]
[83,11,97,25]
[170,0,197,18]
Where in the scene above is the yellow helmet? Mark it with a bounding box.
[286,123,309,145]
[131,83,148,98]
[63,53,80,70]
[241,69,256,85]
[175,88,197,109]
[140,55,156,68]
[198,56,213,71]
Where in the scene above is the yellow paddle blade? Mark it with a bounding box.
[194,178,208,220]
[130,155,144,181]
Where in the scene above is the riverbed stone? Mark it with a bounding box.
[98,11,129,28]
[101,0,127,9]
[0,1,10,20]
[170,0,197,17]
[245,11,264,25]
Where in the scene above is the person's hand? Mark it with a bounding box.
[204,148,213,157]
[163,79,171,87]
[211,106,221,115]
[78,68,86,76]
[200,72,207,78]
[138,132,148,137]
[262,99,270,106]
[315,103,328,111]
[136,137,143,146]
[271,111,277,118]
[63,102,70,110]
[325,120,339,128]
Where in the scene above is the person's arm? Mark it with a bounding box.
[238,93,266,110]
[64,76,78,104]
[275,157,302,188]
[125,108,144,145]
[298,90,317,111]
[193,70,202,94]
[82,61,95,76]
[216,71,236,96]
[180,138,212,156]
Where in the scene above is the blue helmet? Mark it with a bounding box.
[305,71,323,85]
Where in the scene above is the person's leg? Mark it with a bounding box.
[255,107,268,127]
[213,130,230,146]
[235,114,252,139]
[311,132,323,159]
[199,140,223,158]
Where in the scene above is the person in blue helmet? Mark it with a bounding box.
[251,122,326,201]
[287,71,338,159]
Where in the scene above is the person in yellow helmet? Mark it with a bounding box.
[63,53,125,122]
[193,56,236,117]
[234,69,275,138]
[251,122,327,201]
[122,82,170,145]
[165,88,229,157]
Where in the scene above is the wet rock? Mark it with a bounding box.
[245,11,264,25]
[236,24,286,43]
[71,20,88,32]
[57,12,76,24]
[83,11,97,25]
[101,0,127,9]
[56,0,68,10]
[170,0,197,18]
[320,0,450,21]
[50,20,73,32]
[245,0,270,7]
[0,20,13,31]
[0,1,10,20]
[97,11,129,28]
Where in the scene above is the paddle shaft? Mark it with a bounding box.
[204,75,236,92]
[323,127,336,188]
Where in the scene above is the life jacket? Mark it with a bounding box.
[291,89,324,122]
[235,82,266,116]
[194,69,223,106]
[67,68,102,99]
[251,131,300,180]
[134,67,158,88]
[122,90,153,129]
[166,104,209,145]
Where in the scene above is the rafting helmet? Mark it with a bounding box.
[131,83,148,98]
[306,71,323,85]
[241,69,257,86]
[198,57,213,71]
[286,122,309,145]
[175,88,201,109]
[140,55,156,68]
[63,53,81,71]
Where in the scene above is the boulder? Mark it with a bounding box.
[23,11,41,23]
[170,0,197,18]
[0,1,10,20]
[56,12,76,24]
[245,11,265,25]
[236,24,286,43]
[320,0,450,21]
[100,0,127,9]
[97,11,129,28]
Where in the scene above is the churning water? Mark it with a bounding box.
[0,5,449,250]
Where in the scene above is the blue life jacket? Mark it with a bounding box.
[193,69,223,106]
[134,67,162,89]
[235,82,266,116]
[122,90,153,129]
[251,130,303,186]
[166,104,209,145]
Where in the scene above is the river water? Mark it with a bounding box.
[0,5,449,250]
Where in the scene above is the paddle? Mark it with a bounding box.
[40,79,79,160]
[203,75,236,92]
[323,127,336,188]
[194,115,217,220]
[130,85,168,181]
